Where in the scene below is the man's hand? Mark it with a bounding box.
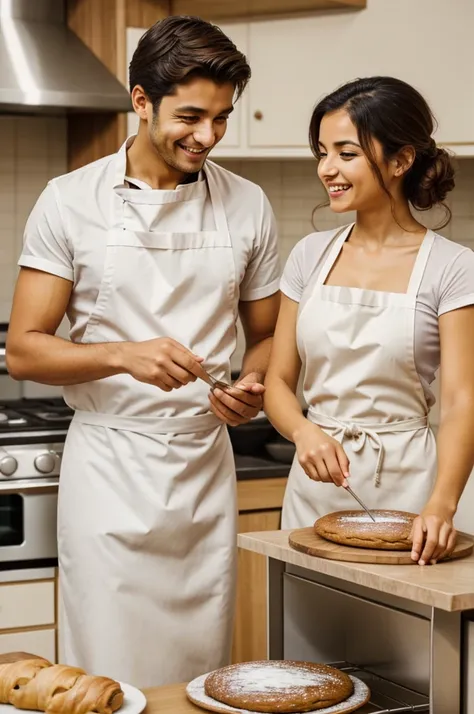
[208,372,265,426]
[120,338,204,392]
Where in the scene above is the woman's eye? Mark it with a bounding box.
[318,152,328,158]
[340,152,357,159]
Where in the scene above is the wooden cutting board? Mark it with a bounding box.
[289,528,474,564]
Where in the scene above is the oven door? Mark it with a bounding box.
[0,480,58,563]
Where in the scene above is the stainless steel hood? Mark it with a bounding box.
[0,0,132,114]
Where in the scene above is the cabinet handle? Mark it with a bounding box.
[254,110,263,121]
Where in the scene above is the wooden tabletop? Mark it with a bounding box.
[238,529,474,612]
[143,682,201,713]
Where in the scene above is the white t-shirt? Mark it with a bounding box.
[19,154,280,344]
[281,228,474,408]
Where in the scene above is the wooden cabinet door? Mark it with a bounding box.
[0,630,56,663]
[0,582,55,630]
[247,0,474,150]
[232,509,281,663]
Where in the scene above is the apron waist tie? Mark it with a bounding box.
[72,409,222,435]
[307,409,429,487]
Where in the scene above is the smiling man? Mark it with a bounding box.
[6,16,280,688]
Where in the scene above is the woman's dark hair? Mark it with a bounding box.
[309,76,455,227]
[129,15,250,110]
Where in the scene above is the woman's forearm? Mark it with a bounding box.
[263,374,308,442]
[428,401,474,514]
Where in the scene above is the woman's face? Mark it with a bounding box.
[317,109,394,214]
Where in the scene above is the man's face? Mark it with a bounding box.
[145,77,235,175]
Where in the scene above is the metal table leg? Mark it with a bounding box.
[267,557,285,660]
[430,608,461,713]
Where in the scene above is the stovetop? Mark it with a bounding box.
[0,398,72,439]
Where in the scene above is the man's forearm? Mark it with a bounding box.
[6,332,125,386]
[239,336,273,383]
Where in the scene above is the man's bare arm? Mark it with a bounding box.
[7,268,205,390]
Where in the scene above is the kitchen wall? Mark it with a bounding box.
[221,157,474,373]
[0,116,67,324]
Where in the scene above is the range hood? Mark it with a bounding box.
[0,0,132,114]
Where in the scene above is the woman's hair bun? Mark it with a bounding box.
[408,145,455,211]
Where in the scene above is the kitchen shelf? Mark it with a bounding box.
[169,0,366,21]
[333,663,429,712]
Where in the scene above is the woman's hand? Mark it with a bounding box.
[410,504,457,565]
[294,421,350,487]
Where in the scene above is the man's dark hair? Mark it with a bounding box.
[129,15,251,110]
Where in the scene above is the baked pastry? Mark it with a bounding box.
[0,658,51,704]
[204,660,354,712]
[0,654,123,713]
[314,510,417,550]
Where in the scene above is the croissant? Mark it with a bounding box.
[0,658,51,704]
[0,655,124,714]
[10,664,86,710]
[46,675,124,714]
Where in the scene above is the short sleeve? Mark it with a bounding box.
[18,181,74,281]
[280,239,306,302]
[438,247,474,316]
[239,190,281,301]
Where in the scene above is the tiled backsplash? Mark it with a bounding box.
[219,158,474,369]
[0,116,67,323]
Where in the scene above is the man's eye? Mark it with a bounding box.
[215,116,228,123]
[178,116,198,122]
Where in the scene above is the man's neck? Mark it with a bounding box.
[126,132,188,190]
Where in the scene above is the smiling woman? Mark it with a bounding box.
[310,77,454,228]
[264,76,474,571]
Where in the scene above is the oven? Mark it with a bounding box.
[0,399,72,567]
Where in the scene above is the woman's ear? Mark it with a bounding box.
[393,146,416,177]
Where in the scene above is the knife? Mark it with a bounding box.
[344,485,376,522]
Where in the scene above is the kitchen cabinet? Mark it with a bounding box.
[0,630,56,663]
[232,477,286,664]
[0,582,55,630]
[212,0,474,159]
[170,0,366,21]
[0,577,57,663]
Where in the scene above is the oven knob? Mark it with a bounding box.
[0,456,18,476]
[34,452,56,474]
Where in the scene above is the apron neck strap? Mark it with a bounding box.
[317,224,354,285]
[406,230,435,297]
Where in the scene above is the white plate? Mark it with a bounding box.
[0,681,147,714]
[186,672,371,714]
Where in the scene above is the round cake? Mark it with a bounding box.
[204,660,354,713]
[314,510,417,550]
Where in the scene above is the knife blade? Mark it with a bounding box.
[344,485,376,522]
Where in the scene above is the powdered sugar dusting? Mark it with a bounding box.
[223,662,336,692]
[204,661,354,712]
[187,672,370,714]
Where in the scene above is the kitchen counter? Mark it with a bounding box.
[235,453,290,480]
[238,529,474,611]
[143,682,199,713]
[238,529,474,712]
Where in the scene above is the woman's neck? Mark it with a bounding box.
[352,200,426,249]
